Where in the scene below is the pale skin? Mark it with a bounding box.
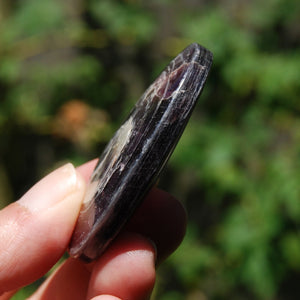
[0,160,186,299]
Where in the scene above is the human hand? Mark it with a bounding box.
[0,160,186,299]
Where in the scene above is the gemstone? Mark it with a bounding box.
[69,43,213,262]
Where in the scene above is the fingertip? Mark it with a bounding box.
[0,163,87,293]
[88,233,156,300]
[17,163,84,213]
[127,188,187,264]
[76,159,98,183]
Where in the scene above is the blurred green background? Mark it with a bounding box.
[1,0,300,299]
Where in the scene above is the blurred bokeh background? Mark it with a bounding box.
[1,0,300,299]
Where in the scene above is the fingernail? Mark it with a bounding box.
[17,163,85,213]
[146,237,157,263]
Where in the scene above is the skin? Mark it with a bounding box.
[0,160,186,299]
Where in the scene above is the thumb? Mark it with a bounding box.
[0,163,86,294]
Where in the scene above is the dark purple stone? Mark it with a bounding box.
[69,43,213,262]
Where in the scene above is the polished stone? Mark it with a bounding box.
[69,43,213,262]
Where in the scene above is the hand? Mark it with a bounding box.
[0,160,186,299]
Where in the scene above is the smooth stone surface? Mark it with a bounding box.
[69,43,213,262]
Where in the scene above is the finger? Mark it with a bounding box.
[0,163,86,294]
[32,233,155,300]
[126,188,187,264]
[76,159,98,183]
[87,232,156,300]
[90,296,121,300]
[31,258,90,300]
[0,290,17,300]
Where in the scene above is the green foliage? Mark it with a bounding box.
[1,0,300,299]
[90,0,156,44]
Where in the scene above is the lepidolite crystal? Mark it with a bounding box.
[69,43,213,262]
